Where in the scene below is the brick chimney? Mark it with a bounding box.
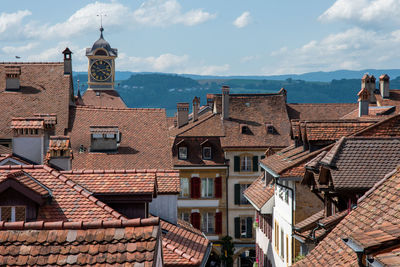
[206,94,214,108]
[379,74,390,98]
[358,87,369,117]
[46,136,73,170]
[176,103,189,128]
[222,86,230,120]
[62,48,72,75]
[369,75,376,103]
[5,66,21,91]
[192,96,200,122]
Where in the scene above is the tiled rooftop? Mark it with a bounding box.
[286,103,358,121]
[81,89,127,108]
[67,106,172,170]
[294,168,400,266]
[0,217,160,266]
[0,63,71,138]
[243,173,274,210]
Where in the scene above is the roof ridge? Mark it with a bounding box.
[75,106,165,112]
[61,169,178,174]
[162,240,201,264]
[353,113,400,136]
[42,165,125,220]
[0,217,159,230]
[0,62,63,65]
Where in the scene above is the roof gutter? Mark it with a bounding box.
[260,162,279,178]
[342,238,365,267]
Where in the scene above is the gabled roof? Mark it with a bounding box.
[0,63,71,138]
[170,112,224,137]
[319,137,400,190]
[354,113,400,137]
[67,106,172,169]
[294,168,400,266]
[161,219,210,266]
[243,174,274,210]
[81,89,126,108]
[216,94,292,148]
[340,105,395,119]
[0,217,159,266]
[0,165,124,221]
[286,103,358,121]
[375,89,400,107]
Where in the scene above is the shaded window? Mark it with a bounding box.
[203,146,212,159]
[178,146,188,159]
[240,184,251,204]
[0,206,25,222]
[180,178,189,198]
[201,212,215,234]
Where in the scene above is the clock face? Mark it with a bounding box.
[90,60,112,81]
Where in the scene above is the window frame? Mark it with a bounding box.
[178,146,188,160]
[239,183,251,205]
[201,178,214,198]
[0,206,26,222]
[240,155,252,172]
[202,146,212,160]
[180,212,190,222]
[180,177,190,198]
[201,212,215,234]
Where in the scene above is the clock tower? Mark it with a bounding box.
[86,27,117,90]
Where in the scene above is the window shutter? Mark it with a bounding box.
[246,217,253,238]
[191,212,201,230]
[215,212,222,234]
[191,177,200,199]
[260,155,265,171]
[214,176,222,198]
[234,217,240,238]
[234,156,240,172]
[234,184,241,205]
[253,156,259,172]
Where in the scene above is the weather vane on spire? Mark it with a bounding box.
[97,13,107,36]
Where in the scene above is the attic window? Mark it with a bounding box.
[5,66,21,91]
[266,123,276,134]
[96,91,101,96]
[89,126,120,152]
[203,147,212,160]
[179,146,188,160]
[241,125,251,134]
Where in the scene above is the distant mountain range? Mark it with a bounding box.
[75,69,400,83]
[73,69,400,116]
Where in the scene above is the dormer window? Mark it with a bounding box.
[241,125,252,135]
[266,123,276,134]
[0,206,26,222]
[5,66,21,91]
[203,146,212,160]
[179,146,188,160]
[90,126,120,152]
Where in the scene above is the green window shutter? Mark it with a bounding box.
[246,217,253,238]
[234,217,240,238]
[260,155,265,171]
[234,184,241,205]
[252,156,259,172]
[234,156,240,172]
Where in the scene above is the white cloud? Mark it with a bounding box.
[133,0,216,27]
[0,10,31,34]
[266,27,400,74]
[233,11,251,28]
[320,0,400,27]
[2,42,37,54]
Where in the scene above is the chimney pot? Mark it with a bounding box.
[358,87,369,117]
[379,74,390,98]
[222,86,230,120]
[192,97,200,122]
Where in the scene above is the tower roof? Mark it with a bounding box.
[86,27,118,57]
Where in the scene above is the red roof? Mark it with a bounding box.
[0,165,124,221]
[162,219,210,266]
[243,174,274,210]
[81,89,127,108]
[0,63,71,138]
[294,168,400,266]
[67,106,172,170]
[287,103,358,121]
[0,217,160,266]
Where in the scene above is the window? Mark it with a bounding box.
[178,147,187,159]
[240,217,247,238]
[180,212,190,222]
[239,217,253,238]
[278,181,289,204]
[201,178,214,198]
[240,184,251,204]
[92,133,103,139]
[201,212,215,234]
[0,206,25,222]
[202,147,212,159]
[241,156,252,172]
[105,133,115,139]
[180,178,189,198]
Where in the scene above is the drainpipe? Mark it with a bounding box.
[226,162,230,237]
[275,177,295,264]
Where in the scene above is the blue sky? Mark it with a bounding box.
[1,0,400,75]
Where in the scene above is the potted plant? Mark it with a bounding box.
[253,217,259,228]
[253,258,259,267]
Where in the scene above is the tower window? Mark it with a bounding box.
[95,49,107,56]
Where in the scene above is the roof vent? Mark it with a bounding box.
[5,66,21,91]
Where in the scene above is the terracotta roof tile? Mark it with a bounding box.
[243,174,274,210]
[0,165,124,221]
[81,89,127,108]
[375,89,400,108]
[287,103,358,121]
[0,63,71,138]
[67,106,172,169]
[294,168,400,266]
[340,106,395,119]
[0,217,159,266]
[373,244,400,266]
[294,210,324,232]
[161,219,210,266]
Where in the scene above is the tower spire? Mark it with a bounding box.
[97,14,106,39]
